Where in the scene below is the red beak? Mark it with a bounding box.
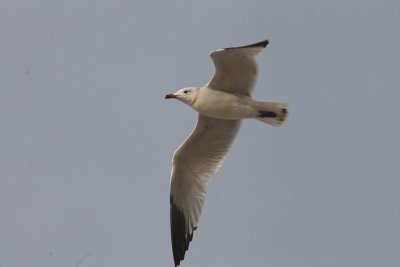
[165,93,177,99]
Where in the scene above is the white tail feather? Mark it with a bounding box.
[254,102,288,126]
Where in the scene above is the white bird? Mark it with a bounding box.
[165,40,288,266]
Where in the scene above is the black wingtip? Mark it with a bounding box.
[170,196,196,267]
[225,39,269,50]
[246,39,269,48]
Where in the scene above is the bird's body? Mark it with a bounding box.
[192,87,257,120]
[165,39,288,266]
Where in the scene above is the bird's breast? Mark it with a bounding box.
[192,89,257,120]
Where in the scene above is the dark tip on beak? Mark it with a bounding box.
[165,93,176,99]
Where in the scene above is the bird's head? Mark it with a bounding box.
[165,87,199,106]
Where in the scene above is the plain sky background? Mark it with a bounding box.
[1,1,399,266]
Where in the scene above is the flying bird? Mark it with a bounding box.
[165,39,288,266]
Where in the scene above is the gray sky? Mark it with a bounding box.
[1,0,399,266]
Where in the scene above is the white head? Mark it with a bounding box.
[165,87,199,106]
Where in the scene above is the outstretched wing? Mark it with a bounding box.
[170,114,241,266]
[207,40,269,96]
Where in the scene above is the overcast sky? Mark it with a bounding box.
[1,1,399,266]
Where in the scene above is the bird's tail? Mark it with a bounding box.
[254,101,288,126]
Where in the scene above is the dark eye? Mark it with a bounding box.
[184,90,189,94]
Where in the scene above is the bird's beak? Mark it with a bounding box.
[165,93,177,99]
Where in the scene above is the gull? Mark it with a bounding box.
[165,39,288,266]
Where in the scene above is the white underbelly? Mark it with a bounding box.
[193,89,257,120]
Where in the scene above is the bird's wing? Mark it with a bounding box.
[170,114,241,266]
[206,40,269,97]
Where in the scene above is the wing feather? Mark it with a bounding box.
[170,114,241,266]
[206,40,269,96]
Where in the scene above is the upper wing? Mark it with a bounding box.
[206,40,269,96]
[170,114,241,266]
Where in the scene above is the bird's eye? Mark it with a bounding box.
[184,90,189,94]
